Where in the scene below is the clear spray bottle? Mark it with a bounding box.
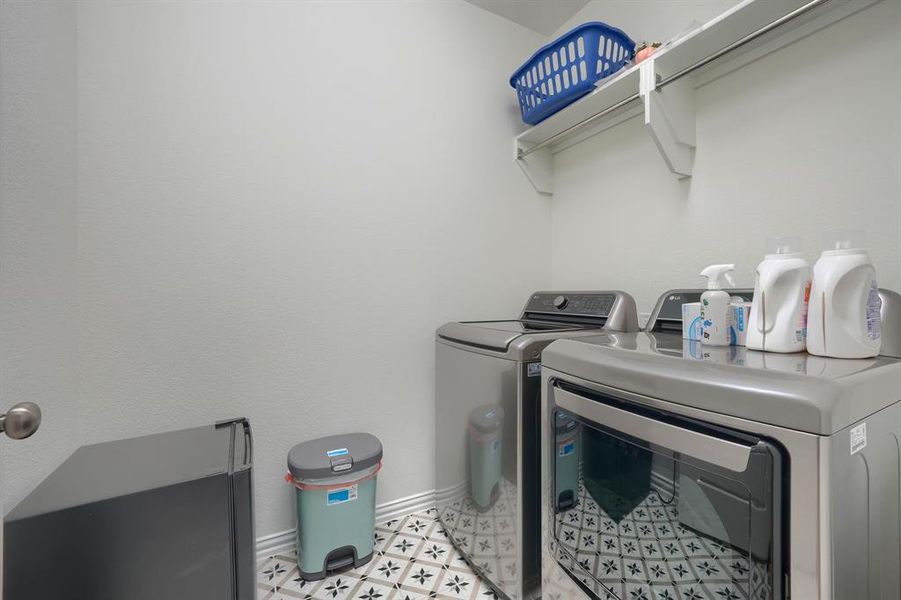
[700,264,736,346]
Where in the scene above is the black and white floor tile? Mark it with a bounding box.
[436,478,520,597]
[260,484,769,600]
[550,483,770,600]
[257,508,501,600]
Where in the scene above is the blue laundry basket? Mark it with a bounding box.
[510,22,635,125]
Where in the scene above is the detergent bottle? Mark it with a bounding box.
[746,237,811,353]
[807,235,881,358]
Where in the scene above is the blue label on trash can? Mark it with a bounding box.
[327,484,358,506]
[559,442,575,457]
[326,448,349,458]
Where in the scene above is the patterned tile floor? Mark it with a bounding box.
[550,483,770,600]
[259,485,770,600]
[257,508,500,600]
[437,478,520,597]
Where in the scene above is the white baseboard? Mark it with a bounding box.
[256,489,436,559]
[434,480,468,505]
[373,488,436,523]
[256,529,298,561]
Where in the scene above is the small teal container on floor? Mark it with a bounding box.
[468,404,504,510]
[286,433,382,581]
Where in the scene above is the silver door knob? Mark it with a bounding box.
[0,402,42,440]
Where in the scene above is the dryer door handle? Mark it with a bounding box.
[555,388,752,472]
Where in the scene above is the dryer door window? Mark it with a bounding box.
[550,385,785,600]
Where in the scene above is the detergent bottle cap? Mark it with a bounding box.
[822,231,867,256]
[766,236,802,259]
[700,264,736,290]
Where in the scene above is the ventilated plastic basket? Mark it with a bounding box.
[510,22,635,125]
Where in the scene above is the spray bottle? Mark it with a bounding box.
[700,264,736,346]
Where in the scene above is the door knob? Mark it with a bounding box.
[0,402,42,440]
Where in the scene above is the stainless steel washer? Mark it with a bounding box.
[540,291,901,600]
[435,291,639,600]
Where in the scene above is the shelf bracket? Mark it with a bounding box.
[514,140,553,195]
[640,57,696,178]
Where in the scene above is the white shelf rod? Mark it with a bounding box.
[656,0,832,89]
[517,92,641,159]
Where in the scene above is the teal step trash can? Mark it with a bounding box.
[468,404,504,510]
[554,411,580,512]
[286,433,382,581]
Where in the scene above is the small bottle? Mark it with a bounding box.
[807,235,882,358]
[700,264,736,347]
[746,237,811,353]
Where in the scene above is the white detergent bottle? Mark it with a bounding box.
[807,235,882,358]
[700,264,736,346]
[746,237,811,353]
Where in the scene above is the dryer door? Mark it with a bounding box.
[548,384,785,600]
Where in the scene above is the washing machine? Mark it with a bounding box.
[540,289,901,600]
[435,291,639,600]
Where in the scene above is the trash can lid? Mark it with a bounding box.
[288,433,382,480]
[468,404,504,434]
[556,411,578,434]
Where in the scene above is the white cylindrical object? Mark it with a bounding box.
[700,289,731,346]
[729,301,751,346]
[699,263,736,347]
[746,253,811,353]
[807,247,882,358]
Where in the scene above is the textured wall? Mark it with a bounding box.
[0,1,79,512]
[549,1,901,319]
[76,0,548,539]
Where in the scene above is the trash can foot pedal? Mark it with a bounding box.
[297,547,374,582]
[326,546,357,572]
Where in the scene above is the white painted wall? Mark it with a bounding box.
[76,1,548,539]
[549,0,901,318]
[1,1,79,511]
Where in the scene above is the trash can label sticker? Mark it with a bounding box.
[559,442,575,457]
[327,484,358,506]
[527,363,541,377]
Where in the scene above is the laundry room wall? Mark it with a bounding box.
[547,0,901,322]
[75,1,548,540]
[0,1,80,511]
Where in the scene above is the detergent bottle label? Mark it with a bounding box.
[795,281,812,343]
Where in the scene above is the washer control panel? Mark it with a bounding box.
[524,293,616,317]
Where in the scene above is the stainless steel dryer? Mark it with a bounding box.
[540,291,901,600]
[435,291,639,600]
